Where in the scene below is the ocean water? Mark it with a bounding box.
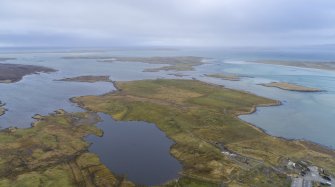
[194,61,335,148]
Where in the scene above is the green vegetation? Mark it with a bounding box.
[260,82,321,92]
[0,111,134,187]
[73,79,335,186]
[205,73,240,81]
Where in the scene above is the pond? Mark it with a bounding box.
[86,113,182,186]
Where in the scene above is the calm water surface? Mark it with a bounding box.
[86,113,182,186]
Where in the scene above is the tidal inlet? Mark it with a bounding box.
[0,1,335,187]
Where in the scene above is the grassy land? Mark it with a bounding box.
[260,82,321,92]
[72,79,335,186]
[0,111,134,187]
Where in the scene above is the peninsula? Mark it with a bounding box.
[72,79,335,186]
[260,82,322,92]
[0,63,56,83]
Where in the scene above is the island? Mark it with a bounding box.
[63,56,205,72]
[0,63,56,83]
[0,101,6,116]
[71,79,335,186]
[205,73,240,81]
[56,75,113,83]
[255,60,335,72]
[260,82,322,92]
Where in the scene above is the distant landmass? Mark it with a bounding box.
[255,60,335,71]
[0,63,56,83]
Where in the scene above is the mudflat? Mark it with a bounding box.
[0,63,56,83]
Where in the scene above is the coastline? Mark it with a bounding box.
[253,60,335,73]
[87,77,334,151]
[259,82,323,92]
[0,63,57,83]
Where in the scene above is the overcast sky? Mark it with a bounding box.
[0,0,335,47]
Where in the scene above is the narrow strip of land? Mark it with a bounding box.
[260,82,322,92]
[56,75,113,83]
[205,73,240,81]
[255,60,335,72]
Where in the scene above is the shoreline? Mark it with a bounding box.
[259,82,323,92]
[69,78,335,185]
[252,60,335,73]
[0,63,57,84]
[197,78,334,150]
[71,78,335,154]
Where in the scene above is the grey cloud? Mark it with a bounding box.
[0,0,334,47]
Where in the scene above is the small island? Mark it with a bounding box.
[0,63,56,83]
[56,75,113,83]
[0,101,6,116]
[205,73,240,81]
[260,82,322,92]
